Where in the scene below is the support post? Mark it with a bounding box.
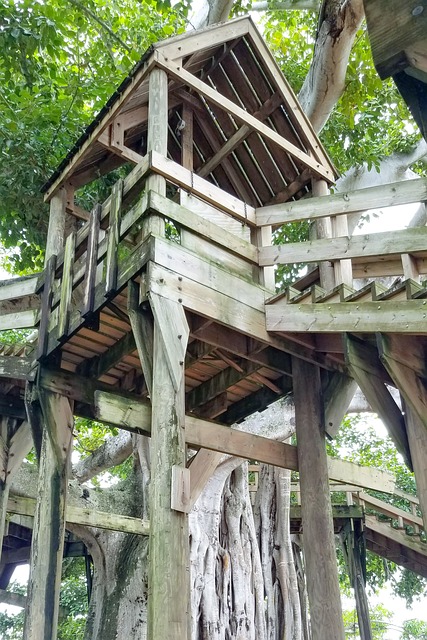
[0,419,32,549]
[45,187,67,262]
[23,387,73,640]
[143,67,168,238]
[312,179,335,290]
[147,292,190,640]
[341,523,372,640]
[292,357,345,640]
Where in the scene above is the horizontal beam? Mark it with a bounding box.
[256,177,427,226]
[0,275,40,302]
[259,227,427,266]
[266,300,427,333]
[7,494,149,536]
[150,151,256,225]
[0,356,35,380]
[93,389,395,491]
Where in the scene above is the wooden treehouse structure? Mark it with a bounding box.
[0,16,427,640]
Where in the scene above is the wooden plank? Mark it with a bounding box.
[45,188,66,261]
[170,465,191,513]
[404,404,427,524]
[148,285,188,640]
[0,310,37,331]
[363,0,427,78]
[105,180,123,296]
[82,204,101,317]
[0,356,34,380]
[187,449,223,509]
[148,191,258,264]
[58,231,76,339]
[345,335,412,468]
[260,226,427,266]
[327,459,395,494]
[323,372,358,438]
[7,495,149,536]
[153,236,266,310]
[292,357,345,639]
[157,15,250,60]
[149,292,189,393]
[149,150,256,225]
[37,254,57,360]
[378,333,427,434]
[0,275,39,302]
[256,177,427,226]
[23,391,73,640]
[356,491,423,528]
[155,52,333,182]
[127,280,153,395]
[266,300,427,334]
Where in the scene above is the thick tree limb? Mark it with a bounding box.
[299,0,365,132]
[73,430,132,483]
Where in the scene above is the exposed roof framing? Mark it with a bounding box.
[42,16,337,206]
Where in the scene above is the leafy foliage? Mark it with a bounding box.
[0,0,189,272]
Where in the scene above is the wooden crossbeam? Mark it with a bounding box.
[7,495,149,536]
[259,226,427,266]
[266,300,427,334]
[256,177,427,226]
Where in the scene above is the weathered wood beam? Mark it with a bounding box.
[0,356,35,380]
[93,389,392,491]
[345,335,412,468]
[148,191,258,264]
[260,226,427,266]
[323,371,358,438]
[266,300,427,334]
[154,53,333,182]
[292,357,345,640]
[23,390,73,640]
[256,177,427,226]
[147,290,189,639]
[149,150,257,225]
[198,92,283,178]
[7,494,149,536]
[0,275,39,302]
[403,404,427,525]
[378,334,427,433]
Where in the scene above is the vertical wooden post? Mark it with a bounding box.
[312,179,335,291]
[143,67,168,238]
[23,388,73,640]
[45,187,67,263]
[404,404,427,524]
[147,292,190,640]
[0,419,32,549]
[292,357,345,640]
[342,524,372,640]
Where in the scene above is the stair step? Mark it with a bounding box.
[317,283,355,303]
[377,278,423,301]
[345,281,388,302]
[289,285,325,304]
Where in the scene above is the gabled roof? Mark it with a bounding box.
[43,16,337,207]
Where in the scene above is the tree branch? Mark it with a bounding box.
[73,430,132,483]
[299,0,365,132]
[66,0,132,52]
[251,0,319,10]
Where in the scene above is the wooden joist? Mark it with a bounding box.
[7,495,149,536]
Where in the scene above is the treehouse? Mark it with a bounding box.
[1,15,427,640]
[363,0,427,139]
